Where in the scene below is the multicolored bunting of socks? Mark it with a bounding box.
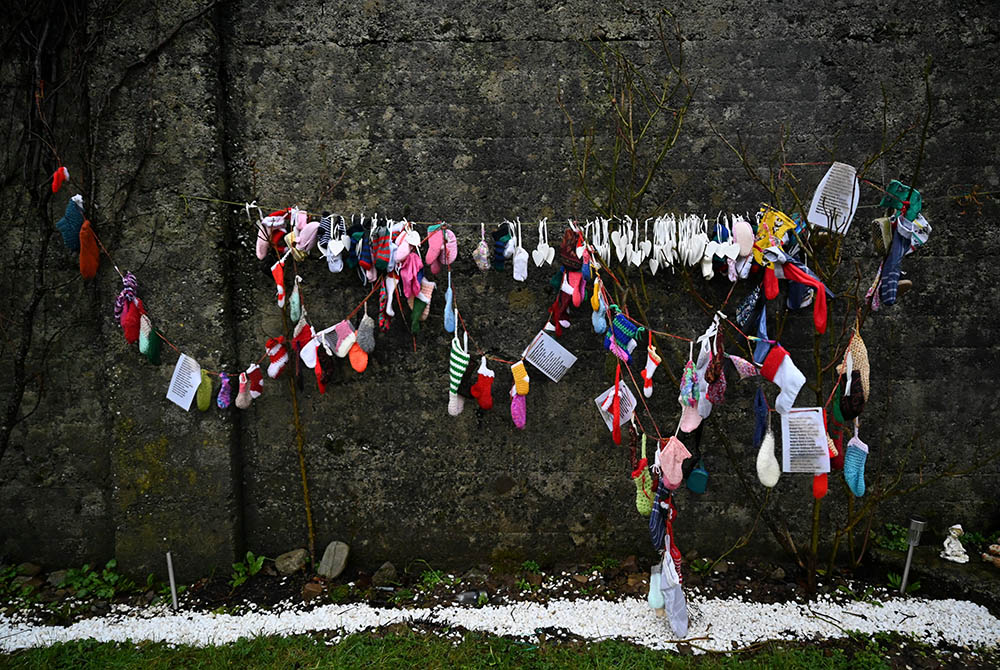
[470,356,495,410]
[640,343,661,398]
[271,259,286,308]
[217,373,232,409]
[266,336,288,378]
[196,371,212,411]
[448,330,470,416]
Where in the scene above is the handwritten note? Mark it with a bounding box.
[594,382,637,433]
[166,353,202,411]
[523,331,577,383]
[781,407,829,473]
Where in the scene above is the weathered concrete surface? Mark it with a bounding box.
[1,0,998,577]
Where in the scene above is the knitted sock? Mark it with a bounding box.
[217,373,232,409]
[633,457,653,517]
[557,228,583,270]
[640,344,662,398]
[657,436,692,490]
[547,291,572,337]
[425,224,445,274]
[246,363,263,398]
[756,423,780,487]
[196,371,212,411]
[56,195,84,251]
[296,220,320,252]
[444,274,455,333]
[372,224,391,271]
[590,278,602,311]
[266,336,288,378]
[271,259,286,308]
[592,292,608,334]
[878,230,909,306]
[121,298,145,345]
[256,223,271,261]
[470,356,495,410]
[448,333,471,415]
[813,473,828,499]
[358,231,374,271]
[492,226,510,270]
[385,274,398,316]
[138,314,153,356]
[729,354,759,380]
[510,384,526,429]
[410,279,435,334]
[348,342,368,373]
[378,283,391,332]
[760,345,806,414]
[288,276,302,323]
[331,320,355,357]
[513,245,529,281]
[566,270,584,307]
[473,236,490,271]
[269,228,287,256]
[844,433,869,497]
[138,314,162,365]
[752,388,768,448]
[235,371,252,409]
[52,166,69,193]
[511,360,530,396]
[443,229,458,266]
[79,220,99,279]
[357,313,376,353]
[292,319,318,369]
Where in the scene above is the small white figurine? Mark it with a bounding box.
[940,524,970,564]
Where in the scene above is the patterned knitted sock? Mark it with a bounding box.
[217,373,232,409]
[266,336,289,378]
[470,356,495,410]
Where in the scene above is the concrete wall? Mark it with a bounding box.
[1,0,997,578]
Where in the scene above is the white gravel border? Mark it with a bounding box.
[3,594,999,652]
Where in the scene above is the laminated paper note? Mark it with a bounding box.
[523,331,577,383]
[166,353,202,411]
[807,162,860,234]
[781,407,830,473]
[594,382,637,433]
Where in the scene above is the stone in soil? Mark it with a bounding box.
[620,555,639,574]
[462,568,488,585]
[17,563,42,577]
[526,573,543,586]
[371,562,397,587]
[46,570,68,588]
[317,541,349,579]
[714,561,729,574]
[275,549,309,575]
[627,572,649,587]
[572,574,589,584]
[770,567,786,581]
[302,582,325,601]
